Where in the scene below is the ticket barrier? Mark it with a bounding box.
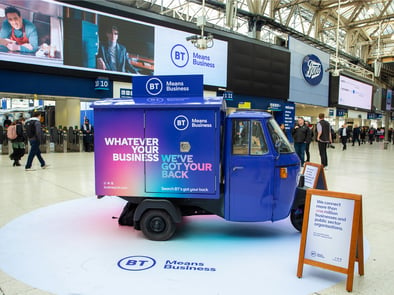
[0,129,9,155]
[53,127,67,153]
[39,133,50,153]
[67,127,83,152]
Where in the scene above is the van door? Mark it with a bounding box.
[227,119,275,221]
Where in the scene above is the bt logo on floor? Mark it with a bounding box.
[117,255,216,272]
[117,256,156,271]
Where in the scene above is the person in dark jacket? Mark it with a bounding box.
[3,115,12,128]
[291,117,310,166]
[368,126,376,144]
[9,119,25,166]
[304,120,313,162]
[316,113,331,169]
[25,112,48,171]
[81,118,94,152]
[352,124,361,146]
[338,124,350,150]
[360,126,366,144]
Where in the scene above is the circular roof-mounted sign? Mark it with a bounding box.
[302,54,323,86]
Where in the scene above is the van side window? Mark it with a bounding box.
[232,120,250,155]
[251,120,268,155]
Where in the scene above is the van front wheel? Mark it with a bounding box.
[140,209,176,241]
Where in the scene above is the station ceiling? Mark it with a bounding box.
[105,0,394,87]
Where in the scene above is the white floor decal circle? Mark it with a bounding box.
[0,197,364,295]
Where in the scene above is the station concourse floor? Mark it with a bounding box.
[0,141,394,295]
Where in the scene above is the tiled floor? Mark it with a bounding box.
[0,141,393,295]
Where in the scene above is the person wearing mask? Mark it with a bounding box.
[25,112,48,171]
[316,113,331,170]
[291,117,310,166]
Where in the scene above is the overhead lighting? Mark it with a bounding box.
[185,0,214,50]
[186,33,214,49]
[367,7,375,16]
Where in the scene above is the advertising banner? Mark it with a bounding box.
[145,109,217,194]
[0,0,228,87]
[154,26,228,87]
[94,108,146,196]
[93,98,221,199]
[132,75,203,97]
[386,89,392,111]
[288,36,330,106]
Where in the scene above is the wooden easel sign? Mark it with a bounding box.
[302,162,327,190]
[297,189,364,292]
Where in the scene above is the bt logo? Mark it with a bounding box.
[118,256,156,271]
[171,44,189,68]
[174,115,189,131]
[146,78,163,96]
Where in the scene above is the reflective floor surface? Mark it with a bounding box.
[0,141,393,295]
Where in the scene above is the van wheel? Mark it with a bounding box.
[140,210,176,241]
[118,202,136,226]
[290,205,304,232]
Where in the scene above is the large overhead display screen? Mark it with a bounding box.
[0,0,228,87]
[338,75,373,110]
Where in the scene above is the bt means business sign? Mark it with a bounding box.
[154,26,228,88]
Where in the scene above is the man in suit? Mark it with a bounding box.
[96,25,137,73]
[338,124,350,151]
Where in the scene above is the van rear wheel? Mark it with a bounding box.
[140,209,176,241]
[290,205,304,232]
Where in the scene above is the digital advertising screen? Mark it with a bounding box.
[338,75,373,110]
[0,0,228,87]
[0,0,64,66]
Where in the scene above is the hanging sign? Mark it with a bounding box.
[297,189,364,292]
[95,77,110,91]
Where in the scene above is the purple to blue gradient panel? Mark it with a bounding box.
[145,109,217,195]
[94,109,145,196]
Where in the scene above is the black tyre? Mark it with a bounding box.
[140,209,176,241]
[290,205,305,232]
[118,202,136,226]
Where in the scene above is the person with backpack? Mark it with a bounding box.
[25,111,48,171]
[8,119,25,166]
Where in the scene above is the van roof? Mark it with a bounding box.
[228,111,272,119]
[91,96,224,109]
